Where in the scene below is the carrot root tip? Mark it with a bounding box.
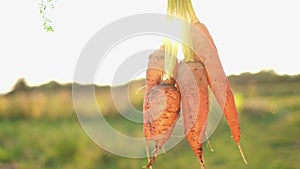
[237,143,248,164]
[206,140,214,152]
[142,165,153,169]
[161,146,166,154]
[146,154,157,169]
[136,85,146,95]
[200,156,205,169]
[145,142,151,163]
[205,133,214,152]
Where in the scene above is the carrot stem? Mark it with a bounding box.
[162,0,178,81]
[186,0,199,24]
[177,0,195,62]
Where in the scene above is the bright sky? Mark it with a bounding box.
[0,0,299,94]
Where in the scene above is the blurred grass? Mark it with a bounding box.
[0,71,300,169]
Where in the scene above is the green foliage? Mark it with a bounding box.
[229,70,300,96]
[11,78,30,93]
[38,0,56,32]
[0,90,74,120]
[0,103,299,168]
[1,72,300,168]
[0,79,145,119]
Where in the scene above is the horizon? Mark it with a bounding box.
[3,68,299,95]
[1,0,299,94]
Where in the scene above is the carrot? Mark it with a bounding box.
[177,61,209,169]
[191,21,248,164]
[222,79,247,163]
[143,47,165,165]
[191,23,226,105]
[195,22,216,49]
[143,46,180,168]
[145,79,181,168]
[143,2,182,167]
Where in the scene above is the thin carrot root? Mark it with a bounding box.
[206,140,214,152]
[146,79,181,168]
[237,143,248,164]
[143,143,153,169]
[200,158,205,169]
[136,85,146,95]
[145,141,152,168]
[145,151,157,169]
[177,61,209,169]
[205,133,214,152]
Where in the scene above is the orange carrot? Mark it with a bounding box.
[193,22,217,51]
[143,47,180,168]
[191,21,226,102]
[191,21,247,163]
[191,20,236,139]
[223,80,241,143]
[145,79,181,168]
[143,47,165,164]
[177,61,209,169]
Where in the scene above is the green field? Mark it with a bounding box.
[1,71,300,169]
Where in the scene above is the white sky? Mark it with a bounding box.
[0,0,299,94]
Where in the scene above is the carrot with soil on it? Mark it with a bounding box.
[143,0,247,168]
[176,61,209,169]
[222,79,248,164]
[144,1,181,167]
[143,46,165,166]
[145,78,180,168]
[144,43,180,168]
[175,2,210,168]
[191,20,248,164]
[186,0,247,163]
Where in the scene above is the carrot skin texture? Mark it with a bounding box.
[177,61,209,169]
[193,22,217,51]
[191,22,241,144]
[143,47,179,140]
[143,46,181,168]
[223,80,241,143]
[191,22,226,108]
[146,82,181,168]
[143,48,165,141]
[142,48,166,169]
[149,83,180,145]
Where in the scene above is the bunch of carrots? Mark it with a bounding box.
[143,0,247,168]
